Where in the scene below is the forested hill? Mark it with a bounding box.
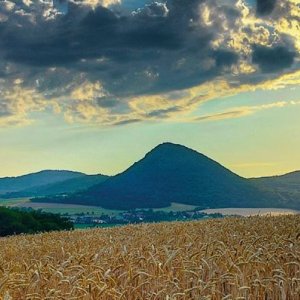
[37,143,276,210]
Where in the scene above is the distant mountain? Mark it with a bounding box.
[3,174,109,198]
[37,143,277,210]
[250,171,300,209]
[0,170,85,195]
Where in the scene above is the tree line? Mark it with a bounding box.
[0,207,73,237]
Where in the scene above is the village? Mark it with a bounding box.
[67,209,224,227]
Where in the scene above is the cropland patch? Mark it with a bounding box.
[0,215,299,299]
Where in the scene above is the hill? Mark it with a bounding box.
[250,171,300,208]
[3,174,109,198]
[0,170,85,195]
[0,215,299,299]
[38,143,276,209]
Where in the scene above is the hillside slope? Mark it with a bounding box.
[40,143,276,209]
[0,170,85,195]
[3,174,109,198]
[251,171,300,209]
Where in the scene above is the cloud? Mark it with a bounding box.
[256,0,277,16]
[252,45,296,73]
[113,118,142,126]
[194,101,299,122]
[0,0,299,126]
[195,110,251,122]
[76,0,121,8]
[70,81,106,101]
[0,85,51,127]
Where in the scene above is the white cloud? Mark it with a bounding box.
[71,0,121,8]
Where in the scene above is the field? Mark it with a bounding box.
[0,198,31,207]
[0,198,122,215]
[200,208,300,217]
[0,215,299,299]
[153,203,197,212]
[2,199,298,217]
[0,199,196,215]
[74,223,122,229]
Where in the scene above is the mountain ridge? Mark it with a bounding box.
[250,170,300,180]
[0,170,86,195]
[2,174,109,198]
[250,171,300,208]
[0,169,85,180]
[36,142,279,209]
[1,143,299,210]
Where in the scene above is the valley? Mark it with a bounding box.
[1,198,298,229]
[0,143,299,228]
[3,143,298,210]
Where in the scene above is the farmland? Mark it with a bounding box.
[0,215,299,299]
[0,199,196,215]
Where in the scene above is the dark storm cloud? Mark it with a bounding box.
[213,50,239,68]
[256,0,277,16]
[0,0,299,126]
[0,0,242,97]
[252,45,296,73]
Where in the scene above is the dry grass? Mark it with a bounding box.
[0,215,299,299]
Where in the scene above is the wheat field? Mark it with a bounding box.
[0,215,299,300]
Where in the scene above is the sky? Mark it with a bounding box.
[0,0,299,178]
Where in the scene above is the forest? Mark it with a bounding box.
[0,207,73,237]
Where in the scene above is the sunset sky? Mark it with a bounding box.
[0,0,299,178]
